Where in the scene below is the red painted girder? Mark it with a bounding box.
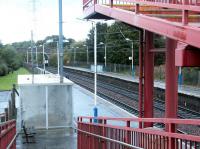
[175,42,200,66]
[90,5,200,48]
[79,116,200,125]
[119,0,200,12]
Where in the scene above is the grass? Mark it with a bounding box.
[0,68,30,91]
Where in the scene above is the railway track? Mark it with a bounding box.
[45,66,200,135]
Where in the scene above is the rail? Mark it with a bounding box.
[77,116,200,149]
[0,120,16,149]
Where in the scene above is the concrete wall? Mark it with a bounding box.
[20,84,73,129]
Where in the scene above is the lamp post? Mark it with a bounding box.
[27,50,29,63]
[126,38,134,78]
[35,46,38,67]
[83,45,89,65]
[73,47,79,65]
[99,42,107,68]
[77,18,98,122]
[54,40,68,75]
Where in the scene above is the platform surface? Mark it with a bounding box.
[64,66,200,98]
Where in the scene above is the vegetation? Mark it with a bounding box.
[0,68,30,90]
[0,45,24,76]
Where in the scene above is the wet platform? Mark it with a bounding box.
[64,66,200,98]
[16,84,134,148]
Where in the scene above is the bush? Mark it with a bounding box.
[0,63,8,76]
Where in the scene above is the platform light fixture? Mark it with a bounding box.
[126,38,135,78]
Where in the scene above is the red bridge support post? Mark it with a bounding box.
[165,38,178,149]
[138,29,144,129]
[143,30,154,128]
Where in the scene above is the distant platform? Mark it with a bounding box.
[18,74,73,86]
[64,66,200,98]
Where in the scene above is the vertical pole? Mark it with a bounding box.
[45,86,48,130]
[87,46,89,65]
[57,42,59,75]
[43,44,45,74]
[131,42,134,78]
[138,30,144,129]
[36,46,38,67]
[143,30,154,128]
[165,38,178,148]
[27,51,29,63]
[59,0,64,83]
[94,22,98,123]
[31,30,34,84]
[104,44,107,68]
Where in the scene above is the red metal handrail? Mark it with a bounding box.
[0,120,16,149]
[83,0,200,12]
[77,117,200,149]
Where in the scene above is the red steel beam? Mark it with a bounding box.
[138,30,144,129]
[84,5,200,48]
[143,31,154,128]
[175,43,200,67]
[165,38,178,148]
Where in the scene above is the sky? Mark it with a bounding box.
[0,0,92,44]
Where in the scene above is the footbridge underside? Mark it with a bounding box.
[83,0,200,48]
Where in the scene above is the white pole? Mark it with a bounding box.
[27,51,29,63]
[45,86,48,130]
[105,44,107,68]
[43,44,45,74]
[57,42,59,75]
[94,22,97,107]
[87,46,89,65]
[131,42,134,78]
[36,46,38,67]
[93,21,98,122]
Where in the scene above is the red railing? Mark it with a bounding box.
[77,117,200,149]
[83,0,200,11]
[0,120,16,149]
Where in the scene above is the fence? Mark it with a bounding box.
[66,62,200,86]
[77,116,200,149]
[0,120,16,149]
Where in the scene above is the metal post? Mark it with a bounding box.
[138,30,144,129]
[27,51,29,63]
[31,30,34,84]
[131,42,134,78]
[59,0,64,83]
[143,30,154,128]
[104,44,107,68]
[35,46,38,67]
[94,22,98,123]
[45,86,48,130]
[165,38,178,148]
[43,44,45,74]
[57,42,59,75]
[74,48,76,64]
[87,46,89,65]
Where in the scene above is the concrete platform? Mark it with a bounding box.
[64,66,200,98]
[16,128,76,149]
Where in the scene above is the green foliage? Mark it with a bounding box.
[49,53,58,67]
[84,21,165,66]
[0,44,23,76]
[0,63,8,76]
